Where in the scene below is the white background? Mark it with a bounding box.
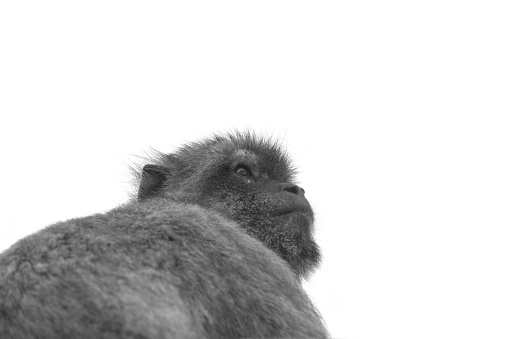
[1,1,507,338]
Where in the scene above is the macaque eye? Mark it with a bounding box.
[234,165,252,177]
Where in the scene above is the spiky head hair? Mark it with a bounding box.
[130,131,298,201]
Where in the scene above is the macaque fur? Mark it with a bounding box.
[0,131,328,338]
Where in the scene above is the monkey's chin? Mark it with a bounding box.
[273,212,321,277]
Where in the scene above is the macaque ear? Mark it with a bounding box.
[138,164,172,201]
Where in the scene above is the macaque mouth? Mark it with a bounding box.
[272,207,313,219]
[275,210,314,234]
